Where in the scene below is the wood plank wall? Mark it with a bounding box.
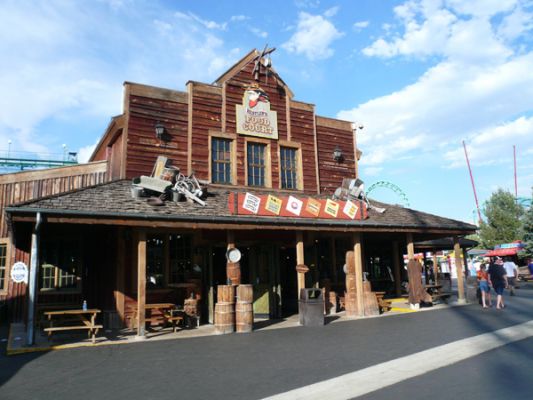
[290,102,318,193]
[0,163,108,320]
[125,93,189,178]
[316,117,357,195]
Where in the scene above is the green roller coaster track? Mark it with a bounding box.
[366,181,410,208]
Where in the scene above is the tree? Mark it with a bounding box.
[519,188,533,259]
[478,189,524,249]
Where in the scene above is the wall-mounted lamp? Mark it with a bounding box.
[155,121,165,140]
[333,145,343,162]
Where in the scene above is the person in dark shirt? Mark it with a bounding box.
[488,257,508,309]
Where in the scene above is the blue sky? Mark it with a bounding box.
[1,0,532,224]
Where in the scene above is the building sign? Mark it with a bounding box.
[265,195,282,215]
[243,192,261,214]
[10,261,28,284]
[235,84,278,140]
[229,193,368,220]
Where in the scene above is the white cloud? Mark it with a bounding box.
[249,27,268,38]
[353,21,370,30]
[282,11,343,60]
[174,11,227,30]
[342,0,533,177]
[77,141,99,163]
[324,6,339,17]
[230,15,249,22]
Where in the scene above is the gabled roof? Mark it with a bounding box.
[6,180,477,234]
[213,48,295,99]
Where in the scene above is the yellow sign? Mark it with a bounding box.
[324,199,339,218]
[265,195,282,215]
[306,198,321,216]
[343,200,358,219]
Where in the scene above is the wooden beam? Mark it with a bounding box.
[406,233,415,260]
[0,161,107,184]
[432,250,439,285]
[296,232,305,295]
[114,228,126,325]
[353,233,364,317]
[315,115,352,130]
[136,230,147,337]
[392,241,402,297]
[454,237,466,303]
[125,81,188,103]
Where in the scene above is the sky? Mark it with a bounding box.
[0,0,532,224]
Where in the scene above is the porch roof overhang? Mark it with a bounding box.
[5,180,477,236]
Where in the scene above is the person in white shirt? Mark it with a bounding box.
[503,257,518,296]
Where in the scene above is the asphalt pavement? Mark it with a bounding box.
[1,283,532,400]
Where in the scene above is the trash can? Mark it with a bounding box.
[299,288,325,326]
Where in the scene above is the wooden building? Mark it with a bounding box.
[1,49,476,338]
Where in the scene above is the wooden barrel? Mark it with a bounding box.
[217,285,235,303]
[214,302,235,334]
[235,301,253,333]
[226,262,241,285]
[236,284,253,303]
[346,273,356,292]
[345,251,355,274]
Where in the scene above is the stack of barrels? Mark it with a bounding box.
[214,285,235,334]
[344,251,359,317]
[214,284,254,334]
[235,284,253,333]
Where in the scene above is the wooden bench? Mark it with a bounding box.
[375,292,392,313]
[431,292,452,304]
[37,303,79,330]
[163,310,184,332]
[44,309,102,344]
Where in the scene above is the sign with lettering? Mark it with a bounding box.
[243,192,261,214]
[236,84,278,140]
[229,193,368,220]
[265,195,282,215]
[10,261,28,284]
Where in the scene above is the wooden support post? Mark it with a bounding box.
[226,230,240,284]
[432,250,439,285]
[27,212,42,346]
[462,248,470,277]
[392,241,402,297]
[296,232,305,296]
[454,236,466,303]
[136,230,147,338]
[406,233,415,260]
[227,231,235,250]
[114,228,126,325]
[353,233,364,317]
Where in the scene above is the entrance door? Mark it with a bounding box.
[279,246,298,316]
[251,245,280,319]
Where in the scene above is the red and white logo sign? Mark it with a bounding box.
[286,196,303,216]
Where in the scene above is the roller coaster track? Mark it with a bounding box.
[366,181,410,208]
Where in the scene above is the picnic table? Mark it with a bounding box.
[425,284,451,303]
[132,303,183,332]
[44,309,102,344]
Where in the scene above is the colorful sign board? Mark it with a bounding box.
[228,193,368,220]
[235,84,278,140]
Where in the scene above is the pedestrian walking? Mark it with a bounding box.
[476,263,492,308]
[488,257,508,309]
[503,257,518,295]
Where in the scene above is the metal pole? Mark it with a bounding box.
[513,145,518,200]
[27,212,42,346]
[462,140,482,224]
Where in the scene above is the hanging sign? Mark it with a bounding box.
[229,193,368,220]
[10,262,28,284]
[235,84,278,139]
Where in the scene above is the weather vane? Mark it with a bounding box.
[252,44,276,82]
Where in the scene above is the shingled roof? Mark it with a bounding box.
[5,180,476,232]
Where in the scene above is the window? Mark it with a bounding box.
[211,138,232,184]
[147,236,165,288]
[247,142,266,186]
[0,243,6,292]
[169,234,193,284]
[280,147,298,189]
[40,239,81,291]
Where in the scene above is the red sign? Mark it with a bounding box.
[228,193,368,220]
